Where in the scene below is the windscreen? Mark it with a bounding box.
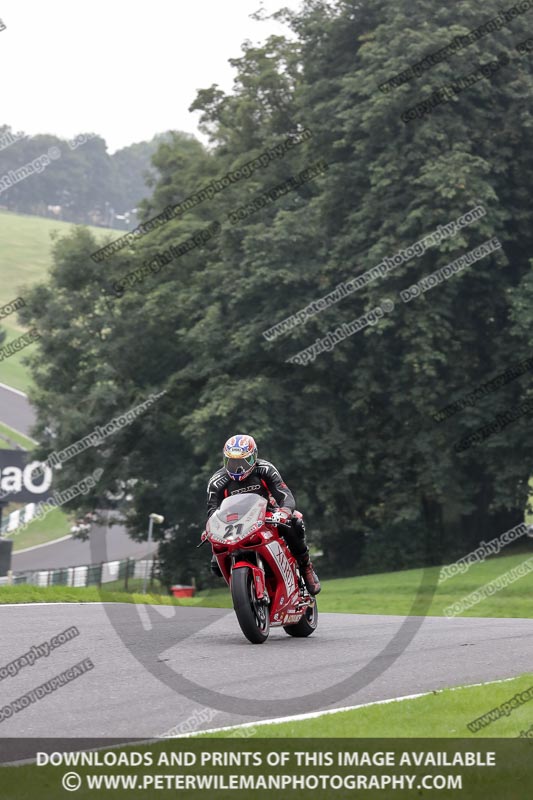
[207,494,267,543]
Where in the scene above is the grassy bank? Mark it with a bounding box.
[1,678,532,798]
[8,507,72,552]
[0,209,120,307]
[1,550,532,618]
[0,584,178,605]
[176,550,533,618]
[0,316,38,392]
[0,420,35,449]
[0,210,120,391]
[205,673,533,739]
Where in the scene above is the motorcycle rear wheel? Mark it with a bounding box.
[283,599,318,637]
[231,567,270,644]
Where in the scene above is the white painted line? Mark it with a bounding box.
[0,669,527,764]
[12,535,73,554]
[167,675,523,738]
[0,598,192,609]
[0,426,36,447]
[0,381,28,398]
[0,602,135,607]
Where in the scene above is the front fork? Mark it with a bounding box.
[231,554,268,602]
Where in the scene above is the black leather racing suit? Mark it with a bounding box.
[206,459,308,560]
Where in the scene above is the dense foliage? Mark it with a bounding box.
[18,0,533,586]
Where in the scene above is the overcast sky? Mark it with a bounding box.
[1,0,302,153]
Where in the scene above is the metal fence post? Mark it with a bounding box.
[143,518,154,594]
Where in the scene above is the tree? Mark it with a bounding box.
[0,126,170,222]
[18,0,533,583]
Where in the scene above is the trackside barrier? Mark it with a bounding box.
[0,556,157,590]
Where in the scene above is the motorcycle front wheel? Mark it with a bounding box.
[231,567,270,644]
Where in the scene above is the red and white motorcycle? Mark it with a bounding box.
[200,494,318,644]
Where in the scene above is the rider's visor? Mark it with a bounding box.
[224,453,255,477]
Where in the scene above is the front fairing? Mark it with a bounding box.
[207,494,267,544]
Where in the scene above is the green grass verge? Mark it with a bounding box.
[203,673,533,739]
[0,209,120,306]
[0,317,38,392]
[6,506,72,552]
[2,740,533,800]
[103,576,166,594]
[0,210,120,392]
[0,585,178,604]
[176,550,533,618]
[2,551,533,618]
[0,419,36,449]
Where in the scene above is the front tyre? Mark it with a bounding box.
[231,567,270,644]
[283,600,318,637]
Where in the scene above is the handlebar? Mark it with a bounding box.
[265,511,292,529]
[197,530,209,548]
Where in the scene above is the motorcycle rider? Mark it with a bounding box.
[206,434,321,595]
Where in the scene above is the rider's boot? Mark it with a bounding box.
[297,553,321,596]
[210,554,222,577]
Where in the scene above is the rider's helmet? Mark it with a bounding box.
[223,434,258,481]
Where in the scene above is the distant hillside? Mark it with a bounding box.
[0,210,119,391]
[0,127,181,228]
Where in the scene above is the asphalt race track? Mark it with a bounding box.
[12,520,158,571]
[1,604,532,757]
[0,384,36,439]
